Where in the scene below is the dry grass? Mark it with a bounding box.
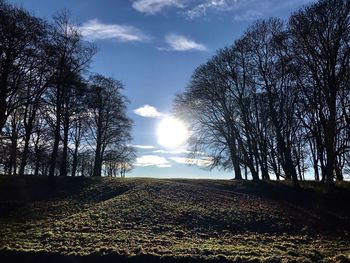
[0,176,349,262]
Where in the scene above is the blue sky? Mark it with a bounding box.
[9,0,315,179]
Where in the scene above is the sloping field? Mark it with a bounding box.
[0,176,349,262]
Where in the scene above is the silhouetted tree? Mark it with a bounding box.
[47,11,95,177]
[289,0,350,189]
[0,1,135,178]
[0,1,46,132]
[86,75,132,177]
[175,50,245,180]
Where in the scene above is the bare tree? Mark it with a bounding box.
[86,75,132,177]
[0,1,46,132]
[241,19,300,188]
[175,50,245,180]
[289,0,350,189]
[47,11,95,177]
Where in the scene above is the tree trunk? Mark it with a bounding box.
[250,167,259,181]
[261,165,269,180]
[18,130,31,176]
[9,135,17,175]
[9,113,18,175]
[229,142,242,180]
[233,162,242,180]
[0,57,11,132]
[314,162,319,181]
[19,117,35,176]
[71,144,79,177]
[247,154,259,181]
[285,150,300,189]
[49,84,62,178]
[59,111,69,176]
[71,118,82,177]
[335,156,343,181]
[93,109,103,177]
[324,91,337,191]
[34,158,40,176]
[0,94,6,133]
[93,151,102,177]
[93,132,103,177]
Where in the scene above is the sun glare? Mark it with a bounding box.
[157,117,189,148]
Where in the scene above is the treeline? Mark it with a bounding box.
[0,1,135,177]
[175,0,350,189]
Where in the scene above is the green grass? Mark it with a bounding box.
[0,176,350,262]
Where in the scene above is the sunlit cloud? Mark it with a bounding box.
[153,149,191,154]
[133,104,165,118]
[159,33,207,51]
[78,19,149,42]
[157,164,172,168]
[131,0,186,14]
[132,144,156,149]
[169,156,213,167]
[135,155,171,167]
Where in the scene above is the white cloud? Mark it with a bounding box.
[132,144,156,149]
[131,0,313,21]
[160,33,207,51]
[135,155,171,167]
[157,164,172,168]
[153,149,191,154]
[186,0,237,19]
[169,156,213,167]
[133,105,165,118]
[78,19,149,42]
[132,0,186,14]
[131,0,238,17]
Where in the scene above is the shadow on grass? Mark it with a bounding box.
[0,175,132,218]
[0,250,237,263]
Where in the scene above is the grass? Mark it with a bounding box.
[0,175,350,262]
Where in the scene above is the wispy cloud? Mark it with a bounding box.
[132,144,156,149]
[78,19,149,42]
[133,105,165,118]
[135,155,171,167]
[234,9,262,21]
[131,0,186,14]
[160,33,207,51]
[131,0,240,18]
[169,156,213,167]
[230,0,313,21]
[131,0,313,21]
[153,149,191,154]
[186,0,237,19]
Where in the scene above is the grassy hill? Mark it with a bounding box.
[0,176,350,263]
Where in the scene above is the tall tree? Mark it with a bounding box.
[242,19,300,188]
[175,51,244,180]
[17,31,53,176]
[289,0,350,189]
[0,1,46,132]
[47,11,95,177]
[87,75,132,177]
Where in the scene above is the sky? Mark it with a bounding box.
[9,0,315,179]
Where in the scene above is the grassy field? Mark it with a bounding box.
[0,176,350,262]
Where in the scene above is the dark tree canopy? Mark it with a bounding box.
[175,0,350,189]
[0,1,135,178]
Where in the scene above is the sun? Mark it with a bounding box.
[157,117,189,148]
